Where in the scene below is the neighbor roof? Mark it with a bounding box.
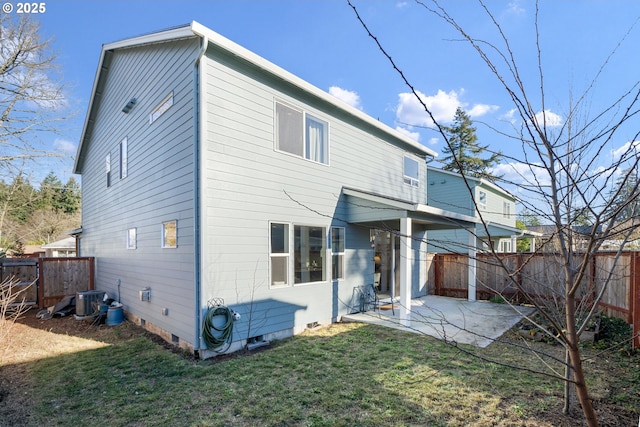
[74,21,436,173]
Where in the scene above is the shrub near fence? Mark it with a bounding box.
[430,252,640,348]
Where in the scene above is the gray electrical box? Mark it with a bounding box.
[139,288,151,302]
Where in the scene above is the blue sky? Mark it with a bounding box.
[18,0,640,191]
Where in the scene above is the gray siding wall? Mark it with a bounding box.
[77,38,202,344]
[199,45,428,346]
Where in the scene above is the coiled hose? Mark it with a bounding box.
[202,305,234,351]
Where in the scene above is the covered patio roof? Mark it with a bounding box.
[478,222,543,239]
[342,187,478,230]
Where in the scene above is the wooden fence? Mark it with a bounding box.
[429,252,640,347]
[0,257,95,309]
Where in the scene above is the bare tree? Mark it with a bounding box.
[0,13,69,169]
[0,14,73,252]
[348,1,640,425]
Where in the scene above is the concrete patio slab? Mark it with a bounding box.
[342,295,536,348]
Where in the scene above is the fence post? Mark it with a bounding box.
[632,252,640,349]
[37,258,44,309]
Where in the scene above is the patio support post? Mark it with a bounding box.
[468,229,477,301]
[400,217,412,326]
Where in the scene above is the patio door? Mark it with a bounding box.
[372,230,400,299]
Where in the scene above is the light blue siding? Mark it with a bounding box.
[76,37,202,345]
[427,167,517,253]
[198,44,426,345]
[77,29,434,355]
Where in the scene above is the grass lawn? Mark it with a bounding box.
[1,313,638,426]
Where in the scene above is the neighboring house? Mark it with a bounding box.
[73,22,477,358]
[527,224,608,252]
[41,237,77,257]
[426,166,539,253]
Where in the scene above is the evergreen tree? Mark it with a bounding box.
[607,167,640,223]
[38,171,63,211]
[60,177,81,214]
[440,107,502,181]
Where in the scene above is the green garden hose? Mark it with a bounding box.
[202,305,234,351]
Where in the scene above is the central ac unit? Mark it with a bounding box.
[76,290,105,316]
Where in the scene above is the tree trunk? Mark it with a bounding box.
[566,296,599,426]
[562,349,573,415]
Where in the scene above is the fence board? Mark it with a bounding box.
[1,257,94,309]
[431,251,639,347]
[39,257,95,308]
[0,258,38,305]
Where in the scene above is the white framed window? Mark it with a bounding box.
[120,137,128,179]
[503,201,511,218]
[161,220,177,248]
[500,240,511,253]
[106,153,111,188]
[294,225,326,284]
[331,227,345,280]
[275,101,329,165]
[403,155,419,187]
[270,223,289,287]
[150,92,174,124]
[478,190,487,210]
[269,222,327,287]
[127,228,137,249]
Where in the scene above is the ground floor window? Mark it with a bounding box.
[270,222,326,286]
[270,223,289,287]
[162,220,177,248]
[127,228,137,249]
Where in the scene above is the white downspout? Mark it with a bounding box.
[193,35,208,353]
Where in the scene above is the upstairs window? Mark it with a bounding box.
[106,153,111,188]
[478,190,487,210]
[275,101,328,164]
[503,201,511,219]
[150,92,174,124]
[403,156,419,187]
[120,137,128,179]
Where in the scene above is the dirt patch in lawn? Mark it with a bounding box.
[0,310,147,426]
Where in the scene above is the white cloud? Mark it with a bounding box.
[492,161,551,187]
[533,110,563,128]
[468,104,499,118]
[428,137,439,146]
[499,108,518,124]
[54,138,76,153]
[395,126,420,142]
[328,86,362,110]
[396,89,498,128]
[396,89,460,127]
[506,0,526,16]
[610,140,640,162]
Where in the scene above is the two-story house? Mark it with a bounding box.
[73,22,476,358]
[426,166,539,254]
